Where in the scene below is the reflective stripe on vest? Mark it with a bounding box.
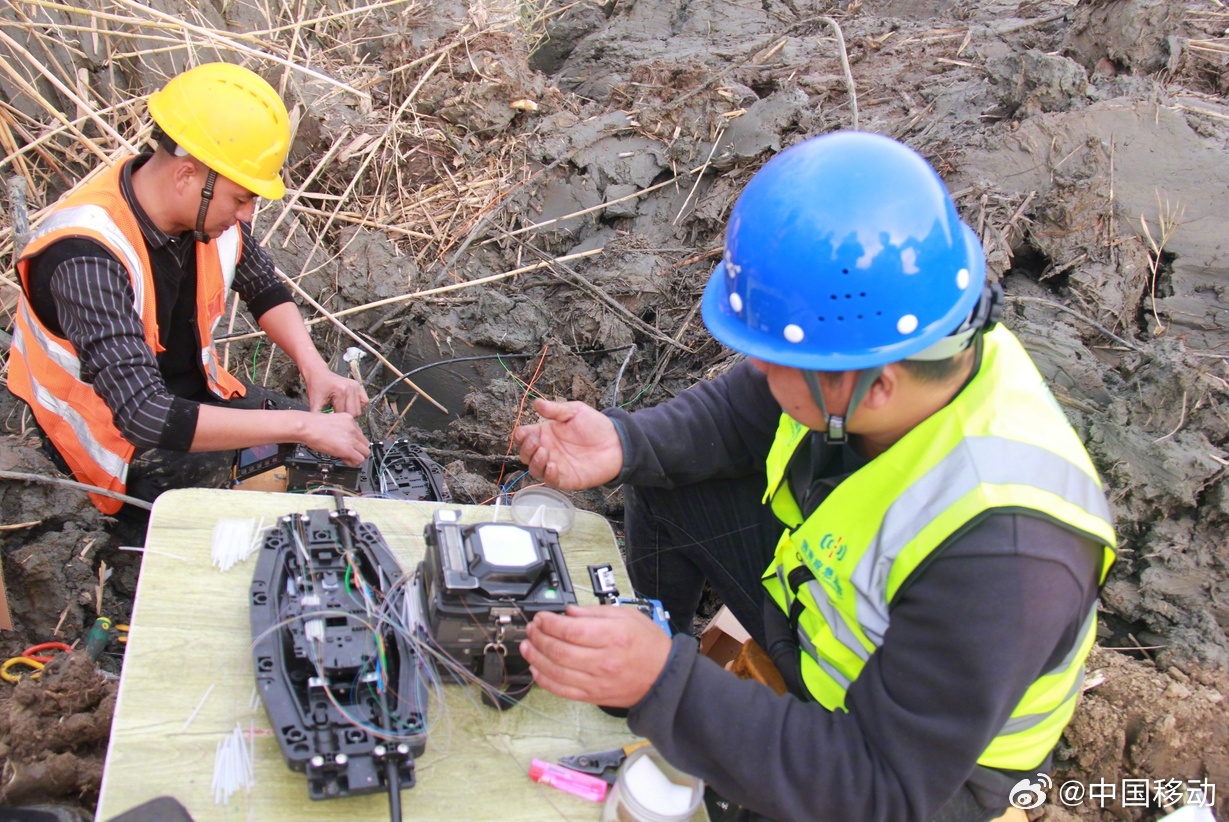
[761,325,1117,771]
[29,204,148,314]
[16,300,80,380]
[216,225,239,292]
[9,324,129,484]
[200,224,243,397]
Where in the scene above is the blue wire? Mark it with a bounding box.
[500,470,530,503]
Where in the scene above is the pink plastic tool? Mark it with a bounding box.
[529,758,610,803]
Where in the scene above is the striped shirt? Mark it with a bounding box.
[24,154,294,451]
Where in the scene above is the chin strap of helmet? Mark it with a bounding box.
[799,282,1004,444]
[155,127,218,244]
[803,367,883,444]
[192,167,217,244]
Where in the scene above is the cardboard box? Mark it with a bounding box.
[698,605,749,668]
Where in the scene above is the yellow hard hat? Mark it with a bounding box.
[147,63,291,200]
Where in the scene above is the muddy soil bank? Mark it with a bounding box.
[2,0,1229,817]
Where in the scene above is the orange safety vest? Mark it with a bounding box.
[7,159,247,513]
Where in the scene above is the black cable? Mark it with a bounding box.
[364,344,638,440]
[380,685,402,822]
[364,352,537,439]
[334,496,402,820]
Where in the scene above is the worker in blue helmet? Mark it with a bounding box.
[514,132,1117,822]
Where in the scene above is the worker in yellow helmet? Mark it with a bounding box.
[514,133,1117,821]
[8,63,369,515]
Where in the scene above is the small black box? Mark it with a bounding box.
[284,445,361,492]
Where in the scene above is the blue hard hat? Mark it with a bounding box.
[701,131,986,371]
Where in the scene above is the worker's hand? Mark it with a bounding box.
[301,411,370,467]
[520,605,672,708]
[512,399,623,490]
[303,364,369,417]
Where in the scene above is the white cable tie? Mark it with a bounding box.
[182,683,216,731]
[212,723,255,805]
[118,545,188,561]
[212,518,259,572]
[247,719,256,785]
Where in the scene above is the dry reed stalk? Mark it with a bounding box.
[244,0,419,40]
[260,128,352,244]
[24,0,369,101]
[281,202,435,241]
[0,110,33,184]
[273,268,447,413]
[0,98,142,177]
[200,248,606,341]
[0,29,134,161]
[288,37,462,278]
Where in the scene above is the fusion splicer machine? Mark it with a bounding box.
[418,509,577,708]
[587,563,672,635]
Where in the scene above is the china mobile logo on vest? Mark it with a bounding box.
[797,534,849,597]
[820,533,848,561]
[1009,773,1052,810]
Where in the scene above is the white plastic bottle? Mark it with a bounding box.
[602,745,704,822]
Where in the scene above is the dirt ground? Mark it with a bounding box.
[1,0,1229,818]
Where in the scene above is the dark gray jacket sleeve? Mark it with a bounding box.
[628,515,1104,822]
[603,358,781,488]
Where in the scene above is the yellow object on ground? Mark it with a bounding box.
[0,656,44,683]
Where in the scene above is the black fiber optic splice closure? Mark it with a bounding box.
[358,440,452,502]
[418,509,577,710]
[236,439,452,500]
[250,507,428,801]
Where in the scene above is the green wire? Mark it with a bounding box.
[620,384,650,408]
[247,340,263,383]
[497,354,545,400]
[376,633,389,691]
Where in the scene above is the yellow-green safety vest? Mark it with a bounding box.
[761,325,1117,771]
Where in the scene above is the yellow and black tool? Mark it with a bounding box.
[558,740,652,784]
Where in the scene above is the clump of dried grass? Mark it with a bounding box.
[0,0,541,366]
